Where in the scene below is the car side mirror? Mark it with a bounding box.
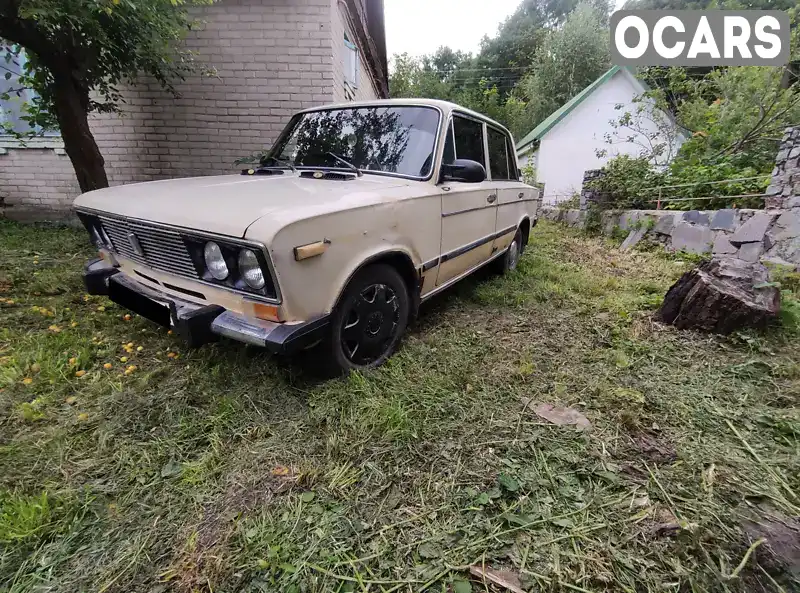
[440,159,486,184]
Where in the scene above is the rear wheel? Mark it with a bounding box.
[325,264,410,374]
[495,228,522,275]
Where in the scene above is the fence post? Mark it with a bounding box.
[656,187,662,210]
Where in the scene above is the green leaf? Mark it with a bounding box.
[453,580,472,593]
[160,459,182,478]
[551,517,574,528]
[498,473,520,492]
[594,470,622,485]
[418,542,441,559]
[300,491,315,503]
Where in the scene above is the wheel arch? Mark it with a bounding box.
[332,249,421,318]
[519,216,531,253]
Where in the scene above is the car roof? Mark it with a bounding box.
[296,98,513,139]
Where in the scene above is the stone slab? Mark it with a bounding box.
[738,242,764,263]
[601,211,619,235]
[712,233,738,255]
[710,209,737,231]
[771,210,800,241]
[618,211,641,231]
[683,210,711,226]
[671,222,713,254]
[729,212,776,246]
[621,227,648,251]
[653,213,677,235]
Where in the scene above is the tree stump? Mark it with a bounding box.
[656,258,781,334]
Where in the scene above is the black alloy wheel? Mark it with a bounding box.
[327,264,410,373]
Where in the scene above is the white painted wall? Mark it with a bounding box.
[533,70,683,204]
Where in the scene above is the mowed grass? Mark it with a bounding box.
[1,219,798,593]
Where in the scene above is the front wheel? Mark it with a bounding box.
[324,264,410,374]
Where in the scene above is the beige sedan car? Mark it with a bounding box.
[75,99,540,372]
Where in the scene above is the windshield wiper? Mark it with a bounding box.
[259,155,296,172]
[327,152,363,177]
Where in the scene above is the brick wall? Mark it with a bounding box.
[331,0,380,103]
[1,0,382,221]
[0,143,79,221]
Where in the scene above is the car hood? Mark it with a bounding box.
[73,173,413,238]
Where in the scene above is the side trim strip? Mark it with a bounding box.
[440,225,516,263]
[499,197,540,206]
[422,258,440,272]
[443,197,540,218]
[442,204,493,218]
[421,248,508,302]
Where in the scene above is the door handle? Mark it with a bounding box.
[487,194,497,204]
[518,192,525,199]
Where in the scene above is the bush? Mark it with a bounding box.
[585,155,665,209]
[587,154,768,211]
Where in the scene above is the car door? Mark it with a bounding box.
[436,114,498,287]
[487,126,533,253]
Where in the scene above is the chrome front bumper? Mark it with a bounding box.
[83,259,329,353]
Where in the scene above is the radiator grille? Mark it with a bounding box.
[99,216,199,280]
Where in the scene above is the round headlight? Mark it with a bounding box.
[204,242,229,280]
[238,249,266,290]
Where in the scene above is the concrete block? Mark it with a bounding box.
[710,209,738,231]
[671,222,713,254]
[729,212,776,246]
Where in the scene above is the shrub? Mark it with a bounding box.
[586,154,767,211]
[585,155,665,209]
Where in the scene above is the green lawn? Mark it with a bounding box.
[1,219,798,593]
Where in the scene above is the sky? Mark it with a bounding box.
[384,0,523,59]
[384,0,628,60]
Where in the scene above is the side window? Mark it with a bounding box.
[343,34,360,92]
[442,120,456,165]
[487,127,510,181]
[453,115,485,166]
[0,46,54,135]
[506,135,520,180]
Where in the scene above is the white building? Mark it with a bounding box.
[516,65,686,204]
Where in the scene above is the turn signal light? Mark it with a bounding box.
[294,239,330,261]
[253,303,281,322]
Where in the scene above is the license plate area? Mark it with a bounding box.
[109,276,172,327]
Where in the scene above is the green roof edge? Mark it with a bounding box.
[516,65,623,151]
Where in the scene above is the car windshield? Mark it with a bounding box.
[269,106,440,179]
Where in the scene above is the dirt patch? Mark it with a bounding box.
[742,508,800,582]
[166,471,297,592]
[631,430,677,465]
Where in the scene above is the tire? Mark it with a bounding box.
[323,263,410,374]
[495,228,522,275]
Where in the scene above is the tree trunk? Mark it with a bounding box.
[51,73,108,193]
[656,259,781,334]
